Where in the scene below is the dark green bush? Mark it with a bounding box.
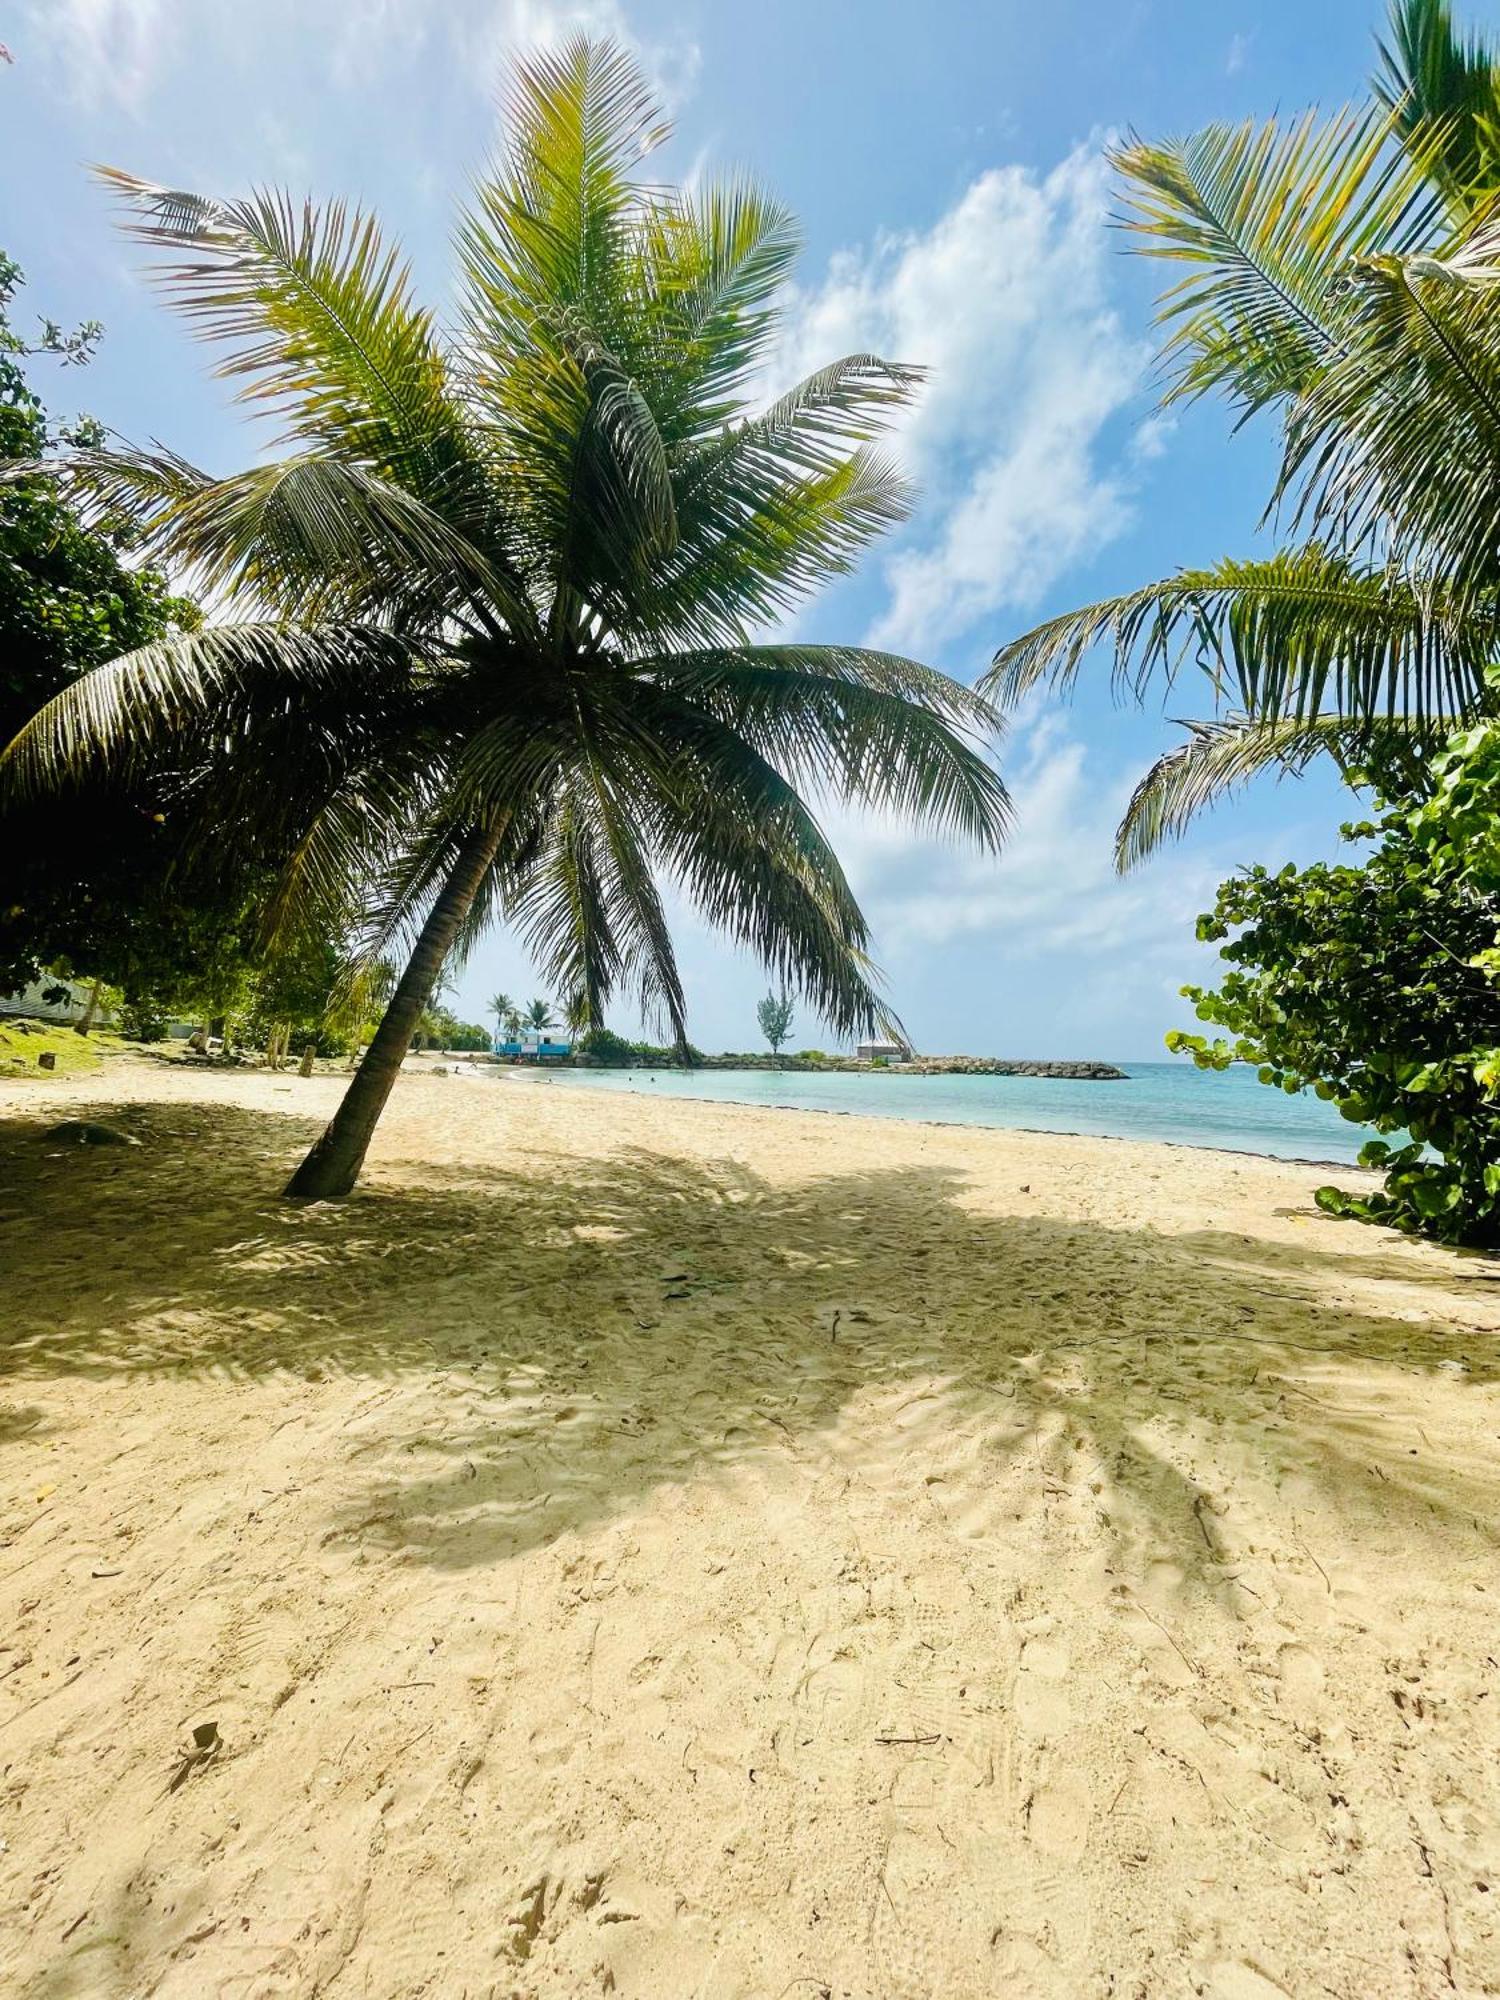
[1170,714,1500,1247]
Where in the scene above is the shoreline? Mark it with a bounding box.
[534,1060,1379,1175]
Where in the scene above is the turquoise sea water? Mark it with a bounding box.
[550,1059,1385,1164]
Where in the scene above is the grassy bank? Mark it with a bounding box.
[0,1018,119,1079]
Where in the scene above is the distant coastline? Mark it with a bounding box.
[573,1053,1131,1081]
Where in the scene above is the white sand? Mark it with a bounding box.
[2,1053,1498,1998]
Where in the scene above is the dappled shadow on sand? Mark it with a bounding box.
[2,1096,1496,1580]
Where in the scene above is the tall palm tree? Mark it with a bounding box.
[0,40,1006,1198]
[489,990,516,1036]
[986,0,1500,867]
[523,998,556,1033]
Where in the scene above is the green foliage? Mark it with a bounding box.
[0,250,226,1006]
[415,1006,490,1052]
[0,251,196,754]
[575,1025,704,1065]
[756,987,795,1055]
[575,1025,635,1064]
[117,996,169,1042]
[1169,710,1500,1246]
[985,1,1500,867]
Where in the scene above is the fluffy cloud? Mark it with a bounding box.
[819,705,1236,970]
[774,148,1149,656]
[459,0,700,106]
[19,0,696,111]
[20,0,165,106]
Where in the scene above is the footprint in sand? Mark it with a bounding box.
[1274,1642,1325,1713]
[1014,1635,1071,1734]
[1026,1768,1092,1858]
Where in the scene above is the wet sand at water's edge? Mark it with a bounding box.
[2,1055,1497,1997]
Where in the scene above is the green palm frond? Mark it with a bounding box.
[646,644,1009,846]
[42,447,528,629]
[645,179,802,411]
[95,170,452,469]
[1115,107,1438,417]
[985,546,1495,727]
[1,623,425,796]
[1375,0,1500,213]
[1282,242,1500,617]
[1114,712,1437,868]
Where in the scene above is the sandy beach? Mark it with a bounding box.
[2,1053,1498,1998]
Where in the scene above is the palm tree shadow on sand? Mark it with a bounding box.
[3,1097,1496,1589]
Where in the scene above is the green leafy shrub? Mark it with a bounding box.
[576,1027,704,1066]
[576,1026,636,1064]
[1169,717,1500,1246]
[118,998,169,1043]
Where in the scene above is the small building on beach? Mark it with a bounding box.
[495,1032,573,1063]
[855,1037,910,1064]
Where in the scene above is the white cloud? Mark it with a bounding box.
[19,0,697,112]
[818,704,1232,972]
[418,0,699,112]
[774,148,1148,656]
[1226,32,1251,77]
[19,0,166,107]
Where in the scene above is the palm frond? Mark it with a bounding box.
[1,622,424,795]
[645,644,1009,847]
[985,546,1494,728]
[1115,108,1439,417]
[1115,711,1434,867]
[1375,0,1500,214]
[40,446,532,630]
[1282,243,1500,619]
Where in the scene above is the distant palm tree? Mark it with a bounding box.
[5,39,1005,1198]
[562,991,590,1036]
[489,990,516,1035]
[524,997,556,1033]
[986,0,1500,865]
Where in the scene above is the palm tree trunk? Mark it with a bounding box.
[73,979,104,1037]
[284,823,502,1199]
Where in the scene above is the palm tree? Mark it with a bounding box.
[523,997,555,1033]
[1,40,1006,1198]
[489,990,516,1037]
[986,0,1500,866]
[562,991,589,1037]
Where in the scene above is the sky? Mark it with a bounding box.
[0,0,1432,1059]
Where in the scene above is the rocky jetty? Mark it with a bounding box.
[903,1056,1128,1080]
[620,1053,1130,1080]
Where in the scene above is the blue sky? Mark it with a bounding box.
[2,0,1412,1058]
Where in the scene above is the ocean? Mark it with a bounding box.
[548,1058,1387,1165]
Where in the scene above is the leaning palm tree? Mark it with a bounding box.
[1,40,1006,1198]
[986,0,1500,866]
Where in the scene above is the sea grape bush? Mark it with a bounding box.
[1168,713,1500,1247]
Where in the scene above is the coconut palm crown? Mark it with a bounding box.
[985,0,1500,867]
[3,40,1008,1197]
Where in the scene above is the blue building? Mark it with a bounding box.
[494,1032,573,1062]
